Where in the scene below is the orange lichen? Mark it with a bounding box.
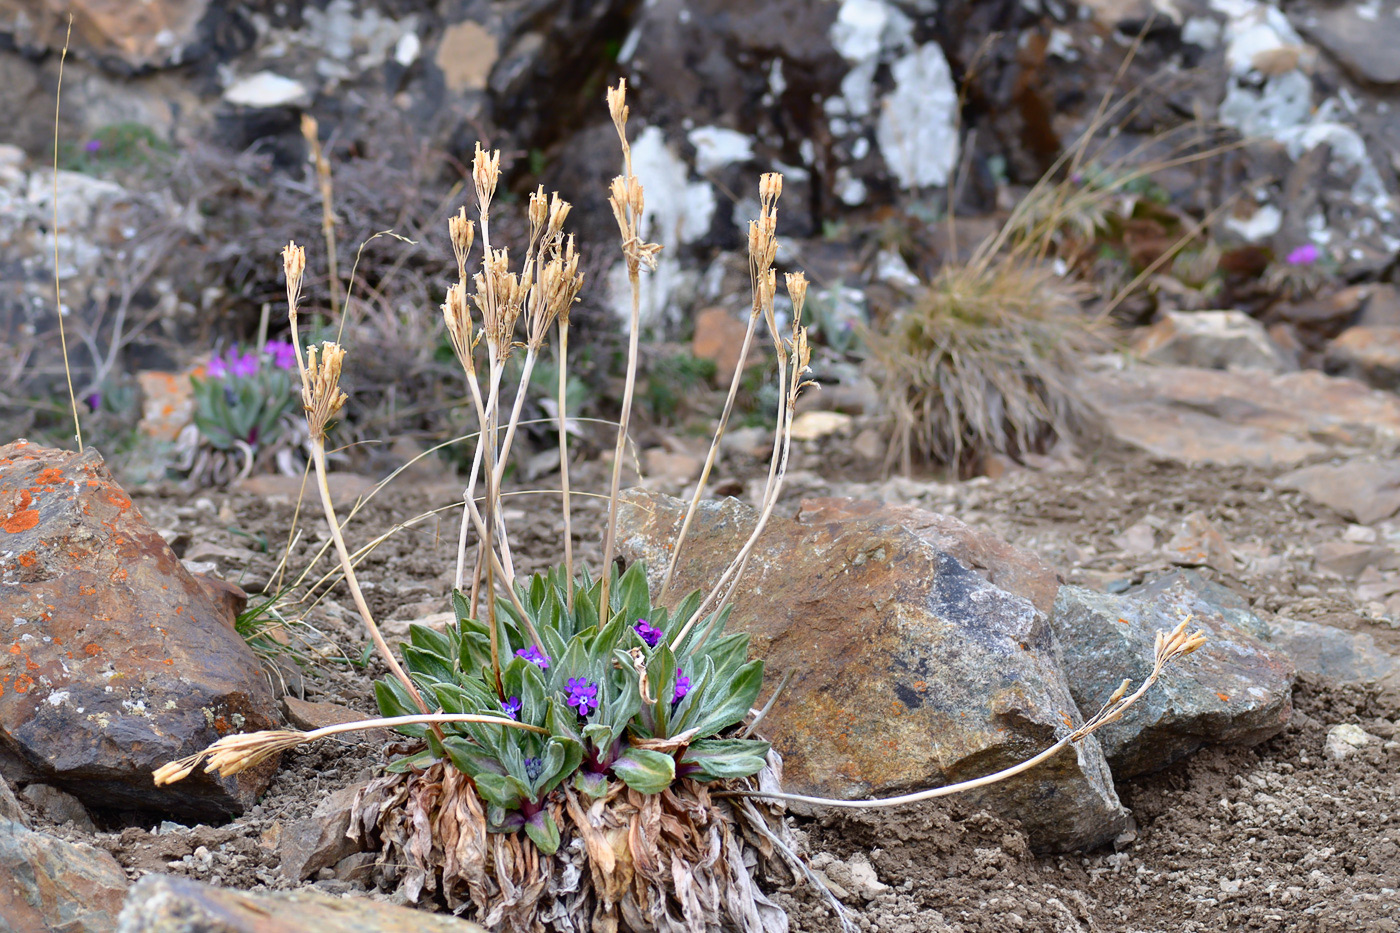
[1216,692,1230,702]
[2,490,40,533]
[17,551,36,567]
[83,643,102,656]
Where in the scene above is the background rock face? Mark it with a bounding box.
[1052,573,1295,778]
[0,440,280,818]
[618,489,1130,852]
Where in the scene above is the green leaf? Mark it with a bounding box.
[680,738,770,781]
[402,645,455,685]
[612,747,676,794]
[524,810,561,855]
[441,736,505,777]
[474,773,526,811]
[383,748,437,774]
[691,659,765,737]
[409,623,456,660]
[573,770,609,798]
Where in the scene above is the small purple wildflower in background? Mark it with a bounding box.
[263,340,297,370]
[206,353,227,378]
[565,677,599,717]
[1286,243,1319,266]
[500,696,522,719]
[634,619,663,647]
[83,391,101,412]
[84,139,102,153]
[672,669,691,705]
[229,352,259,379]
[516,645,550,669]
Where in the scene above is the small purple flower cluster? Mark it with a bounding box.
[633,619,663,647]
[205,341,297,379]
[516,645,550,669]
[1286,244,1319,267]
[673,668,690,705]
[500,696,522,719]
[566,677,599,717]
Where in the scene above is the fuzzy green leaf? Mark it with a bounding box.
[612,747,676,794]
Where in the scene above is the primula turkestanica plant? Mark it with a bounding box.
[155,82,1207,933]
[182,340,302,482]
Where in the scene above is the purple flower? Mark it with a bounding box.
[83,391,102,412]
[500,696,521,719]
[229,352,260,379]
[264,340,297,370]
[206,353,227,378]
[516,645,550,669]
[84,139,102,153]
[565,677,599,717]
[1286,243,1319,266]
[634,619,663,648]
[672,668,690,705]
[524,757,544,781]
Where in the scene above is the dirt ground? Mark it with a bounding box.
[20,437,1398,932]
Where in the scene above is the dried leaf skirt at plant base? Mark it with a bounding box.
[349,753,799,933]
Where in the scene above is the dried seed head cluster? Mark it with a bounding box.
[606,81,663,275]
[302,341,349,439]
[282,241,306,329]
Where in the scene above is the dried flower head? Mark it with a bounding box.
[472,143,501,216]
[301,341,350,439]
[282,241,306,330]
[449,207,475,283]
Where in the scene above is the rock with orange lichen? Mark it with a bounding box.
[617,488,1130,852]
[0,439,280,818]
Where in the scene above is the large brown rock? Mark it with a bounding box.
[797,498,1061,616]
[0,441,280,818]
[617,489,1130,852]
[116,875,488,933]
[0,816,129,933]
[0,0,210,71]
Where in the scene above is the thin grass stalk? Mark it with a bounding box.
[557,320,575,609]
[51,15,82,452]
[301,114,341,320]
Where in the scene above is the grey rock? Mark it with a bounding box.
[20,783,97,832]
[1051,573,1295,778]
[0,816,129,933]
[618,489,1130,852]
[116,875,488,933]
[1135,310,1294,373]
[1261,616,1400,693]
[0,774,26,827]
[1324,326,1400,391]
[1293,2,1400,85]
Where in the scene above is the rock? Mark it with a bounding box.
[1,0,210,71]
[282,697,374,732]
[222,72,310,109]
[136,370,197,443]
[692,307,760,385]
[0,441,281,818]
[1113,521,1157,557]
[1323,326,1400,390]
[787,410,853,441]
[1163,511,1235,573]
[797,498,1061,616]
[192,574,248,630]
[116,874,488,933]
[1324,724,1374,761]
[333,851,378,885]
[1134,310,1293,373]
[618,489,1129,852]
[1080,362,1400,468]
[20,783,96,832]
[1262,617,1400,693]
[0,774,25,826]
[277,783,366,881]
[381,610,452,644]
[0,816,129,932]
[1292,3,1400,85]
[1357,284,1400,328]
[1051,573,1295,778]
[852,428,884,462]
[1313,540,1386,579]
[1275,459,1400,524]
[435,20,498,93]
[641,448,702,486]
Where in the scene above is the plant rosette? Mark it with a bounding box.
[351,562,791,930]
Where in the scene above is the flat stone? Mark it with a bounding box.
[233,472,378,509]
[1325,724,1375,761]
[1313,540,1387,579]
[0,441,281,819]
[1080,363,1400,468]
[223,72,309,108]
[116,874,488,933]
[1293,2,1400,84]
[788,410,853,441]
[1275,459,1400,524]
[136,370,197,442]
[797,498,1061,616]
[1324,326,1400,390]
[277,784,366,881]
[20,782,96,832]
[2,0,210,71]
[618,489,1129,852]
[435,20,499,94]
[692,306,759,385]
[0,816,129,933]
[1051,573,1295,778]
[1163,511,1235,572]
[1134,310,1292,373]
[1261,616,1400,693]
[282,698,374,732]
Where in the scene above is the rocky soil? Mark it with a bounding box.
[5,431,1396,932]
